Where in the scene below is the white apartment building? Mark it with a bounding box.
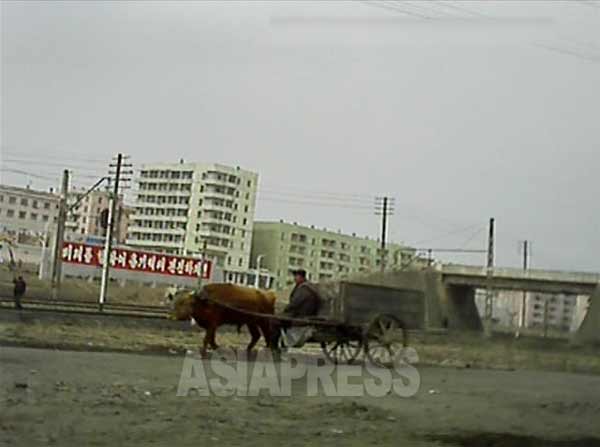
[475,289,582,332]
[0,184,60,235]
[66,188,131,244]
[126,162,258,272]
[251,220,419,289]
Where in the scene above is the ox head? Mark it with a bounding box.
[166,288,195,321]
[166,287,208,321]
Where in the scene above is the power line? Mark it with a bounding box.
[1,148,109,165]
[2,158,108,174]
[360,0,433,19]
[411,222,483,246]
[389,0,451,18]
[428,0,488,18]
[0,167,58,182]
[458,226,487,248]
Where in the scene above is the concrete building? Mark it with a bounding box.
[571,295,591,332]
[475,289,581,332]
[474,289,520,328]
[251,220,417,289]
[0,184,59,235]
[66,188,131,244]
[525,292,578,332]
[126,162,258,275]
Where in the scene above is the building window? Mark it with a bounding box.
[238,258,243,267]
[44,201,50,209]
[30,213,38,220]
[20,198,28,206]
[9,196,16,204]
[18,211,26,219]
[7,209,14,217]
[247,180,251,187]
[32,200,38,209]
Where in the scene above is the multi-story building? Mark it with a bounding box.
[525,293,578,332]
[251,220,417,288]
[0,184,59,235]
[66,188,131,244]
[475,289,581,332]
[126,162,258,273]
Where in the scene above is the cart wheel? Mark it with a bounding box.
[364,314,408,368]
[320,339,363,365]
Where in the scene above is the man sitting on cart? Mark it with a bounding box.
[270,269,322,354]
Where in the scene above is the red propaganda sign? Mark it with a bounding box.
[61,242,212,279]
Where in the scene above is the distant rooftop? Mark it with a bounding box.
[254,220,411,248]
[0,183,59,199]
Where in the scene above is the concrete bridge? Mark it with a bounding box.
[441,265,600,296]
[352,265,600,345]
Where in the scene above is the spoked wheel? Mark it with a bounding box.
[364,314,408,368]
[320,339,363,365]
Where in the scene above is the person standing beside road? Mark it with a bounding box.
[13,276,26,310]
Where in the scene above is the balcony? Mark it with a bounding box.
[126,238,182,249]
[201,202,233,212]
[200,190,234,201]
[203,177,231,188]
[139,189,191,197]
[129,213,187,222]
[134,200,189,209]
[128,226,185,235]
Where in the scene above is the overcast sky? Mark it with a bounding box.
[1,1,599,271]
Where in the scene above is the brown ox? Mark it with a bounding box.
[168,283,276,357]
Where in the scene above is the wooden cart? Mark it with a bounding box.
[281,281,425,367]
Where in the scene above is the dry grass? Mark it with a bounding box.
[0,268,172,306]
[2,318,600,375]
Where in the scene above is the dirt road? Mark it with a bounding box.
[1,346,600,446]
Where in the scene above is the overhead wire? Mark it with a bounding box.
[410,222,484,246]
[359,0,433,19]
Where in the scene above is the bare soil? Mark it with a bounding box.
[2,346,600,447]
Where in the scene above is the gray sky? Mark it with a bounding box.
[1,1,599,271]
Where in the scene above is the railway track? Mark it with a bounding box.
[0,296,168,319]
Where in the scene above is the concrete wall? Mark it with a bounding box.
[572,285,600,346]
[348,269,482,331]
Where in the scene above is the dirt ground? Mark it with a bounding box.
[2,346,600,447]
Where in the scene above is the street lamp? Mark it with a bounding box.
[255,254,265,289]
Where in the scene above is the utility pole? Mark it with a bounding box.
[255,254,264,289]
[109,156,132,245]
[99,153,128,311]
[516,240,529,338]
[198,239,208,289]
[375,196,394,273]
[51,169,69,299]
[543,298,549,338]
[484,217,495,336]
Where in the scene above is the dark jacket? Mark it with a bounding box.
[283,282,321,318]
[13,278,26,297]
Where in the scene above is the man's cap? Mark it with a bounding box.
[291,269,307,278]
